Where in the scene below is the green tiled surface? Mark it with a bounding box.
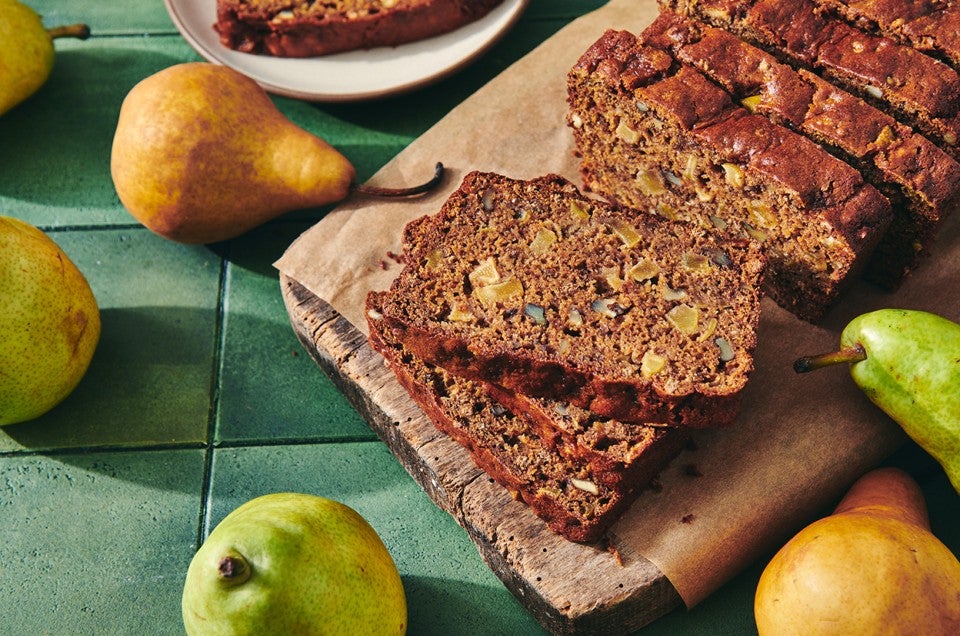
[2,1,958,635]
[2,228,220,452]
[0,449,204,633]
[215,222,372,444]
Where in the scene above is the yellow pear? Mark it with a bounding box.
[0,0,89,115]
[0,216,100,425]
[111,63,355,244]
[755,467,960,635]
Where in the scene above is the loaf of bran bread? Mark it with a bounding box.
[641,10,960,287]
[366,291,687,543]
[376,171,767,428]
[215,0,504,57]
[660,0,960,162]
[566,29,892,322]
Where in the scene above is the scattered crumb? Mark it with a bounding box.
[379,259,389,270]
[386,250,402,263]
[604,536,625,567]
[681,513,695,524]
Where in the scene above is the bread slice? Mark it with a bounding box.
[215,0,505,57]
[660,0,960,162]
[641,10,960,287]
[376,171,766,428]
[366,291,687,543]
[813,0,960,71]
[566,30,891,322]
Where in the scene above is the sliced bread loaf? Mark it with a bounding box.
[366,291,687,543]
[376,171,766,428]
[641,10,960,287]
[567,29,892,322]
[660,0,960,162]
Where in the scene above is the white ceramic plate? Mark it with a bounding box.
[164,0,530,102]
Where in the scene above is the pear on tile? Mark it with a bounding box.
[0,216,100,425]
[110,62,442,244]
[0,0,89,115]
[182,493,407,635]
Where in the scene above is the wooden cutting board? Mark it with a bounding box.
[275,1,946,631]
[280,274,683,635]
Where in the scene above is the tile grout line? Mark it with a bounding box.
[0,435,377,461]
[194,250,231,549]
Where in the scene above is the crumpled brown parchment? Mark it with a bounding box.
[275,0,960,607]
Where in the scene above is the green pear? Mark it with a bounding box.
[182,492,407,635]
[795,308,960,493]
[0,0,90,115]
[110,62,357,245]
[0,216,100,426]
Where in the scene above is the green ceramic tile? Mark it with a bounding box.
[0,227,220,451]
[0,448,205,634]
[28,0,177,34]
[524,0,608,18]
[215,222,374,443]
[0,36,203,228]
[206,441,545,635]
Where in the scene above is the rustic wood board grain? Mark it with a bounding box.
[280,274,683,636]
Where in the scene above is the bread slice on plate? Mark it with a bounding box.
[215,0,506,57]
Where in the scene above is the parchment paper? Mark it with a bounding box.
[275,0,960,607]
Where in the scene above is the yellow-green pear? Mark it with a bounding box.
[755,468,960,634]
[0,0,90,115]
[110,62,357,245]
[182,492,407,635]
[0,216,100,426]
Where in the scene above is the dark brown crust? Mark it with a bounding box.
[366,291,686,544]
[568,29,891,321]
[385,316,746,428]
[215,0,504,57]
[641,10,960,286]
[813,0,960,71]
[659,0,960,161]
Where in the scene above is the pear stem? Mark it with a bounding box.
[793,343,867,374]
[353,162,445,198]
[47,23,91,40]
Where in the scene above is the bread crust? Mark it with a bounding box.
[642,10,960,287]
[660,0,960,161]
[813,0,960,71]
